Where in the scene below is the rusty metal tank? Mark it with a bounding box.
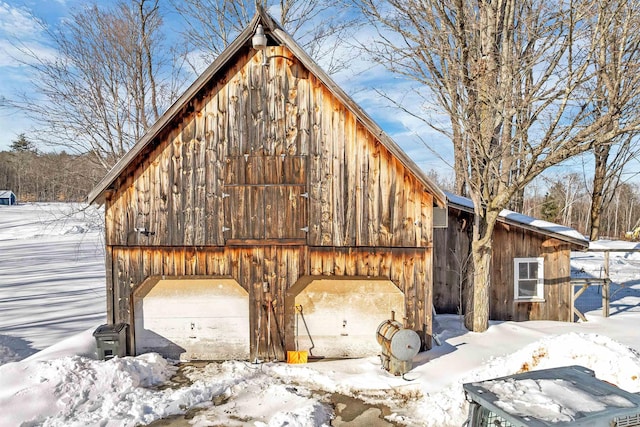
[376,317,421,376]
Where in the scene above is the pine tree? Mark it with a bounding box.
[541,192,560,223]
[10,134,36,153]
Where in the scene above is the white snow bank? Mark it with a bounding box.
[183,362,334,427]
[7,330,639,427]
[0,353,177,427]
[389,332,640,426]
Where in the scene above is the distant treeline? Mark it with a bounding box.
[0,150,104,202]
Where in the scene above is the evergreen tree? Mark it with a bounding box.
[10,134,36,153]
[541,192,560,223]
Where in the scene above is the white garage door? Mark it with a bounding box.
[133,277,250,361]
[289,277,405,358]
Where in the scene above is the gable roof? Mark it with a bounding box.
[0,190,15,199]
[445,191,589,248]
[88,7,446,207]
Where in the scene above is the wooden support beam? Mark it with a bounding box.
[603,251,610,318]
[573,283,589,322]
[603,279,610,318]
[573,306,588,323]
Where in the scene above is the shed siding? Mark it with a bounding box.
[433,209,471,315]
[490,223,573,322]
[434,209,574,322]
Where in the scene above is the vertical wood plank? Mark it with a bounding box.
[204,100,217,246]
[404,252,416,329]
[379,149,392,246]
[105,246,115,324]
[310,247,322,275]
[295,65,310,156]
[334,248,346,276]
[332,105,345,247]
[319,84,333,245]
[171,133,183,246]
[229,72,242,156]
[307,79,323,242]
[157,138,171,246]
[216,86,228,245]
[285,57,300,155]
[183,120,196,246]
[342,114,356,246]
[356,125,368,246]
[421,192,433,247]
[367,141,381,245]
[194,108,207,245]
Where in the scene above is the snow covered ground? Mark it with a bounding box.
[0,203,105,362]
[1,203,640,426]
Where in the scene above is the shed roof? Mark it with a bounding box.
[87,7,446,207]
[445,191,589,249]
[0,190,15,198]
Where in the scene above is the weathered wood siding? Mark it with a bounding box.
[109,246,431,359]
[103,45,436,359]
[491,223,574,322]
[433,208,574,322]
[433,209,471,315]
[105,46,434,249]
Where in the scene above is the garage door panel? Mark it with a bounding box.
[291,278,405,358]
[143,297,249,319]
[134,278,250,361]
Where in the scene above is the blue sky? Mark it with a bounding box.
[0,0,456,179]
[0,0,73,151]
[5,1,635,187]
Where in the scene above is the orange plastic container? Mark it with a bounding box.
[286,350,308,364]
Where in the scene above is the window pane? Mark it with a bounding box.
[529,262,538,279]
[519,280,537,297]
[519,263,529,279]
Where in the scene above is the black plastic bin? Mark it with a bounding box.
[93,323,128,360]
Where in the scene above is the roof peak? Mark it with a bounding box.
[88,8,446,207]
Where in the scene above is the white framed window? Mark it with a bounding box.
[514,257,544,301]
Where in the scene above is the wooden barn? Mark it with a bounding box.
[0,190,16,206]
[433,192,589,323]
[88,9,446,361]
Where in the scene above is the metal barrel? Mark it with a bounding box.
[376,319,420,362]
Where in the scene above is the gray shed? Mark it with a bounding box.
[0,191,16,206]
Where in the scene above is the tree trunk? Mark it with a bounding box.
[590,146,610,241]
[508,188,524,213]
[465,238,492,331]
[464,208,498,332]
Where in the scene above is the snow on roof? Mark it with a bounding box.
[0,190,15,198]
[589,239,640,251]
[444,191,588,246]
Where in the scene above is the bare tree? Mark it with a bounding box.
[584,0,640,241]
[1,0,184,171]
[355,0,640,331]
[172,0,360,74]
[541,174,588,229]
